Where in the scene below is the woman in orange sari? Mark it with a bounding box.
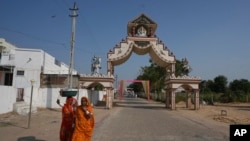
[72,96,95,141]
[59,97,77,141]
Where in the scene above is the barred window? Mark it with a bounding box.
[16,70,25,76]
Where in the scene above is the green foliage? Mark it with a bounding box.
[213,75,228,93]
[94,83,104,90]
[219,92,234,103]
[129,82,143,92]
[205,80,214,92]
[129,60,166,93]
[175,93,186,103]
[175,60,183,77]
[129,58,250,103]
[229,79,250,94]
[130,59,185,93]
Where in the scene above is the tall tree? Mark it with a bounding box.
[213,75,228,93]
[205,80,214,92]
[129,59,184,92]
[229,79,250,94]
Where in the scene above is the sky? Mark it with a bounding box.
[0,0,250,83]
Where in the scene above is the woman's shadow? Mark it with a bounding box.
[17,136,45,141]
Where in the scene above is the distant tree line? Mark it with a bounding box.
[200,75,250,103]
[128,59,250,103]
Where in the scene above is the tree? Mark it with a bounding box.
[94,83,104,90]
[175,60,183,77]
[128,82,143,93]
[205,80,214,92]
[229,79,250,94]
[130,59,185,93]
[135,60,166,92]
[213,75,228,93]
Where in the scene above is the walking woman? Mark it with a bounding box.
[59,97,77,141]
[72,96,95,141]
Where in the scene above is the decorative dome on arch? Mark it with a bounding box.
[127,13,157,37]
[107,13,176,68]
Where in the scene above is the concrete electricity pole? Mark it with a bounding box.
[68,2,78,89]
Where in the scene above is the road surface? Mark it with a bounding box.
[93,97,228,141]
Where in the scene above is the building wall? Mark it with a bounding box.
[12,49,42,88]
[43,52,77,75]
[0,49,15,65]
[1,47,78,87]
[0,86,17,114]
[0,39,88,114]
[0,86,105,114]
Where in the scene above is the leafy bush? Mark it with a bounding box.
[219,92,234,103]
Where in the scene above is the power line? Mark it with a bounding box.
[0,26,67,48]
[52,1,107,57]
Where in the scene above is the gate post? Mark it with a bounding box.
[186,91,192,109]
[165,91,170,108]
[106,88,113,109]
[170,90,176,110]
[194,89,200,110]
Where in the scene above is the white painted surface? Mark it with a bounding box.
[0,86,107,114]
[0,39,108,114]
[0,86,17,114]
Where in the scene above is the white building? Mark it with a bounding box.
[0,38,79,114]
[0,38,106,114]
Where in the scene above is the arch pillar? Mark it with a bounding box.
[165,88,176,110]
[170,89,176,110]
[106,88,114,109]
[194,89,200,110]
[165,91,170,108]
[107,61,114,76]
[186,90,192,109]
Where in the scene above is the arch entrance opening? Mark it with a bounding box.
[165,77,201,110]
[119,80,150,100]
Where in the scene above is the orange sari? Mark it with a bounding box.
[60,97,77,141]
[72,98,95,141]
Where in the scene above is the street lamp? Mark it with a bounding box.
[28,79,35,129]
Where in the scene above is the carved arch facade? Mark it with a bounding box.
[106,14,201,110]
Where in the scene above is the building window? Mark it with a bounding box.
[17,70,25,76]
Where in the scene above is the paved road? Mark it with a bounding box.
[93,97,229,141]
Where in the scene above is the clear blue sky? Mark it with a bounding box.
[1,0,249,83]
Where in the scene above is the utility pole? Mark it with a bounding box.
[68,2,78,89]
[28,79,35,128]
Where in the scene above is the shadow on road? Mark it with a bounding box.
[17,136,45,141]
[113,97,166,110]
[0,121,27,129]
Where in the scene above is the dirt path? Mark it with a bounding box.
[176,102,250,125]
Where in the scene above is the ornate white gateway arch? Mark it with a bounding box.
[107,14,201,110]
